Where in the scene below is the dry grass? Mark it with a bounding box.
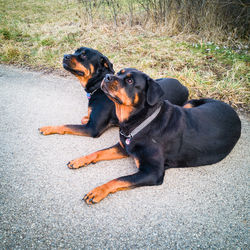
[0,0,249,111]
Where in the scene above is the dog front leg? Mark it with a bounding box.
[84,166,165,204]
[39,123,101,137]
[67,142,128,169]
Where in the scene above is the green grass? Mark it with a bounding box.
[189,42,250,65]
[0,0,249,110]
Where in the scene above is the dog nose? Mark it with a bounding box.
[104,74,113,83]
[64,54,71,60]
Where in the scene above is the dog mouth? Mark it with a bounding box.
[101,81,123,104]
[63,62,85,76]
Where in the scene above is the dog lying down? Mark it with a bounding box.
[39,47,188,138]
[67,68,241,204]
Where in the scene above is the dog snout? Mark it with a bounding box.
[63,54,71,61]
[104,74,114,83]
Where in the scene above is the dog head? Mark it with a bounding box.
[101,68,164,121]
[63,47,114,90]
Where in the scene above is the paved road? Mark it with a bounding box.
[0,65,249,249]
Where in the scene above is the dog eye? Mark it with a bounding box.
[126,78,133,84]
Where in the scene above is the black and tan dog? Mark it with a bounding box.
[67,68,241,204]
[39,47,188,137]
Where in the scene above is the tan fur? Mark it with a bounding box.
[71,58,94,88]
[183,103,193,109]
[84,179,132,204]
[68,144,128,169]
[114,102,134,122]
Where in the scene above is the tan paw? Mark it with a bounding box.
[39,126,64,135]
[67,154,96,169]
[83,185,109,204]
[81,116,89,125]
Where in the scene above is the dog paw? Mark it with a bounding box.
[39,126,50,135]
[39,126,63,135]
[67,154,96,169]
[83,185,109,204]
[81,116,89,125]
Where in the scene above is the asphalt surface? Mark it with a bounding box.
[0,64,249,249]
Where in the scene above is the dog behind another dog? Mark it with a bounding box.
[39,47,189,137]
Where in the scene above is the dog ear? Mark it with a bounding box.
[101,56,115,73]
[146,77,165,106]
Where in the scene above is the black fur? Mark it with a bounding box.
[102,68,241,188]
